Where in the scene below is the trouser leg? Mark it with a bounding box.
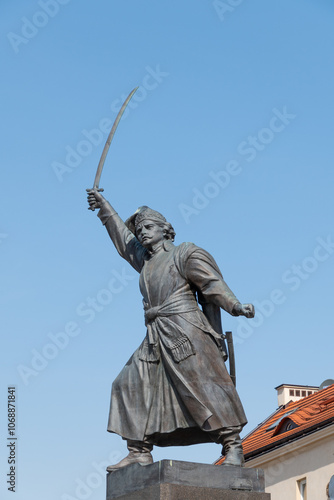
[213,426,245,467]
[127,440,153,455]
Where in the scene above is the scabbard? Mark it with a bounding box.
[225,331,236,387]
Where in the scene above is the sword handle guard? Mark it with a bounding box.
[87,187,104,211]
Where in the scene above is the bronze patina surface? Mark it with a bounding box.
[87,188,255,468]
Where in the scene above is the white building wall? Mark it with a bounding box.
[246,427,334,500]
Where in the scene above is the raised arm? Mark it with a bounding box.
[87,189,147,273]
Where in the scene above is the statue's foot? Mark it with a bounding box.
[106,451,153,472]
[222,443,245,467]
[221,432,245,467]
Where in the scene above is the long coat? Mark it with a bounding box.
[98,203,247,447]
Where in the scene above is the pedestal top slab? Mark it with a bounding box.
[107,460,266,500]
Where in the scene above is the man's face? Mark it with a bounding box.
[136,220,165,249]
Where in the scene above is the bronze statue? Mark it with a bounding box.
[87,191,255,471]
[86,88,254,471]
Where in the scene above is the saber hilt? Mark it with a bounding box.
[87,187,104,211]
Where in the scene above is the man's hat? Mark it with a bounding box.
[125,206,167,235]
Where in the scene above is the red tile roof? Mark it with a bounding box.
[215,384,334,465]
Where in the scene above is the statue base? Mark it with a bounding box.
[106,460,270,499]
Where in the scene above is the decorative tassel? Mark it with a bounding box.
[168,336,195,363]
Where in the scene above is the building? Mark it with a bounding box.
[216,383,334,499]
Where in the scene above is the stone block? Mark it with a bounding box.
[106,460,270,499]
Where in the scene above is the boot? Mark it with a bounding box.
[221,432,245,467]
[106,440,153,472]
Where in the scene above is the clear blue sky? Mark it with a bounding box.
[1,1,334,499]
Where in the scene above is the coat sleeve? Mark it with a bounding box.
[97,201,147,273]
[182,245,241,316]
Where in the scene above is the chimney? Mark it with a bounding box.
[275,384,319,406]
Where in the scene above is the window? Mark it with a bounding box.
[296,390,300,397]
[297,478,307,500]
[272,417,298,435]
[266,409,299,432]
[290,389,294,396]
[307,391,312,396]
[302,391,306,397]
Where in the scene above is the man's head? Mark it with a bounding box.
[125,206,176,248]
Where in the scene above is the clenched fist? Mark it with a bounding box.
[86,188,105,211]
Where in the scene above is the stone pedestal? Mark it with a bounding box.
[107,460,270,499]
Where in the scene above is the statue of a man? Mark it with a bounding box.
[87,189,255,471]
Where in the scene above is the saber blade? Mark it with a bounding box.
[92,86,138,190]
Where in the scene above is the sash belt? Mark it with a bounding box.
[140,291,198,363]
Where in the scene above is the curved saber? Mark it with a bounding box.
[88,86,138,210]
